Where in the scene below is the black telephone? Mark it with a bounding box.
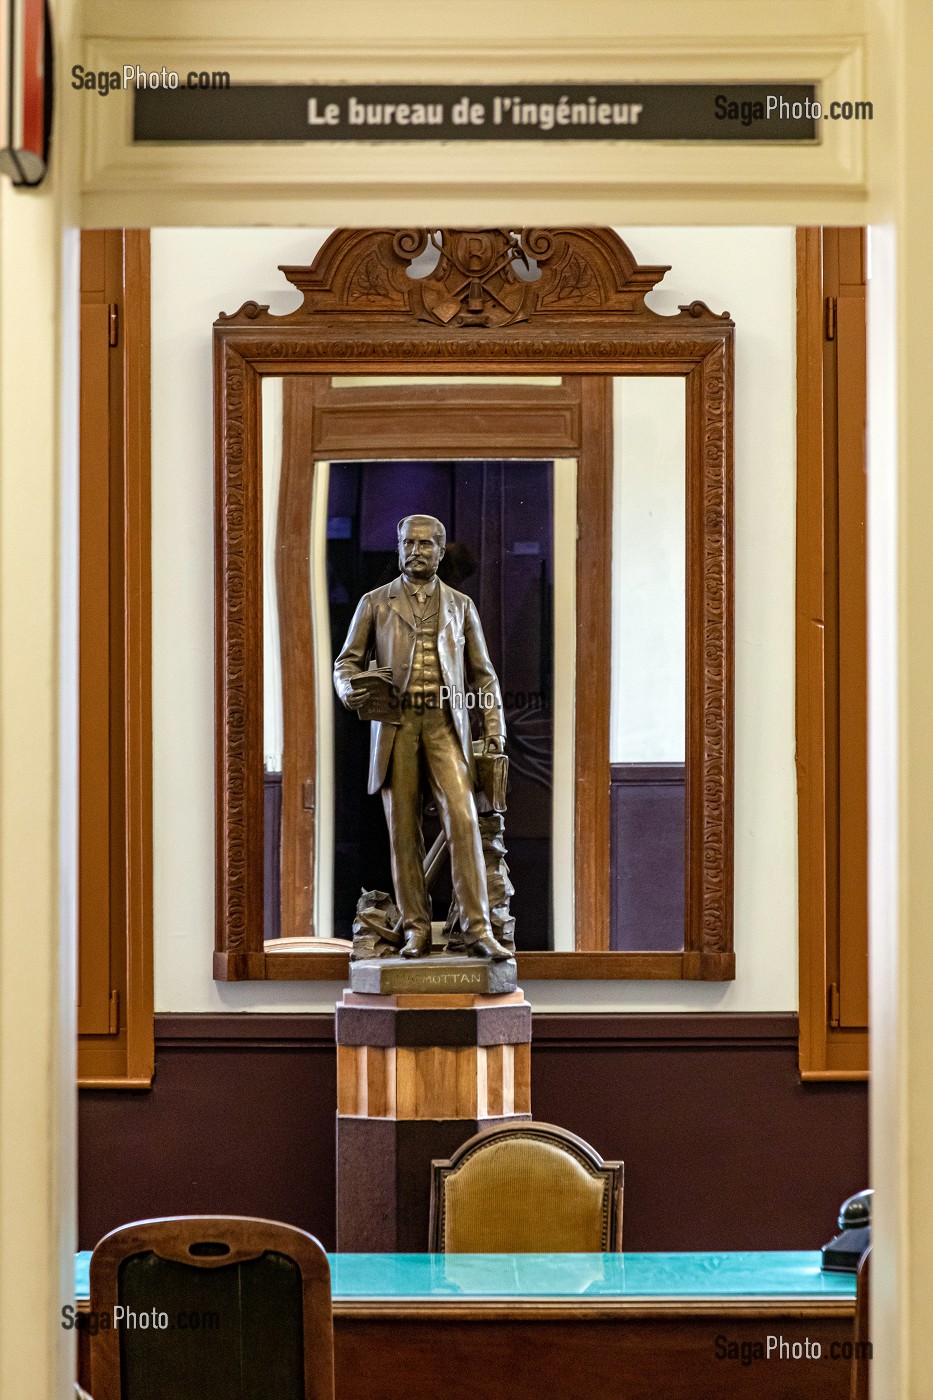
[821,1188,872,1272]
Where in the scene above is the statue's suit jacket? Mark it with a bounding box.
[333,576,506,795]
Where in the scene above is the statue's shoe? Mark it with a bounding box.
[400,930,431,958]
[465,932,512,961]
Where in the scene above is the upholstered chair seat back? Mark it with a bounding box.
[431,1122,623,1253]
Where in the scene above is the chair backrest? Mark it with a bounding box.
[430,1121,623,1252]
[851,1245,871,1400]
[89,1216,334,1400]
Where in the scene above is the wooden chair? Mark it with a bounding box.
[851,1245,871,1400]
[89,1216,334,1400]
[430,1120,623,1252]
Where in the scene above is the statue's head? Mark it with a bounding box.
[397,514,446,582]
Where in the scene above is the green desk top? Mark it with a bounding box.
[75,1250,855,1303]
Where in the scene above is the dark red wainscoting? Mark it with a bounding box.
[78,1013,867,1253]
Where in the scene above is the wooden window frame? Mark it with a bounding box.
[212,227,735,983]
[796,227,869,1080]
[78,229,154,1087]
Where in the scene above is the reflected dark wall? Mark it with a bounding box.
[327,460,554,949]
[264,773,282,942]
[610,764,685,951]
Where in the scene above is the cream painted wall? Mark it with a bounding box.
[151,225,796,1013]
[611,375,686,762]
[0,183,77,1400]
[75,0,871,228]
[152,229,314,1016]
[0,5,78,1396]
[262,377,284,770]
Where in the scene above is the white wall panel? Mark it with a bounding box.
[151,224,797,1011]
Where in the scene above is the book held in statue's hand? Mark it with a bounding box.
[349,668,400,722]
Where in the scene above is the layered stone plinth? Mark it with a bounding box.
[335,988,531,1251]
[349,953,518,997]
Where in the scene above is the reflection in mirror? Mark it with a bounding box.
[262,376,285,938]
[261,375,688,958]
[318,457,576,954]
[610,377,687,951]
[262,376,351,952]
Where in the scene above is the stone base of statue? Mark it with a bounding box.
[349,953,517,997]
[335,978,532,1252]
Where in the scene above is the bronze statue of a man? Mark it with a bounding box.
[334,514,511,960]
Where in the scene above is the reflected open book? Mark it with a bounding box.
[350,668,400,722]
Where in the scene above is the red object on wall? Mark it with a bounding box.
[0,0,50,185]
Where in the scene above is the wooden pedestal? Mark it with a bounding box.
[336,989,532,1251]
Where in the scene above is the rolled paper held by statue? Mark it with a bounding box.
[422,829,449,889]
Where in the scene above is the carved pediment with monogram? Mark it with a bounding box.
[218,227,731,330]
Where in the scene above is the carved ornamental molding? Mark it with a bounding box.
[218,227,731,332]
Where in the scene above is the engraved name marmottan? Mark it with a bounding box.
[423,973,483,985]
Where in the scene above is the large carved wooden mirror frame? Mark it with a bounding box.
[213,227,734,982]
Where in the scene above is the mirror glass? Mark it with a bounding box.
[261,374,686,954]
[322,456,574,953]
[610,376,686,951]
